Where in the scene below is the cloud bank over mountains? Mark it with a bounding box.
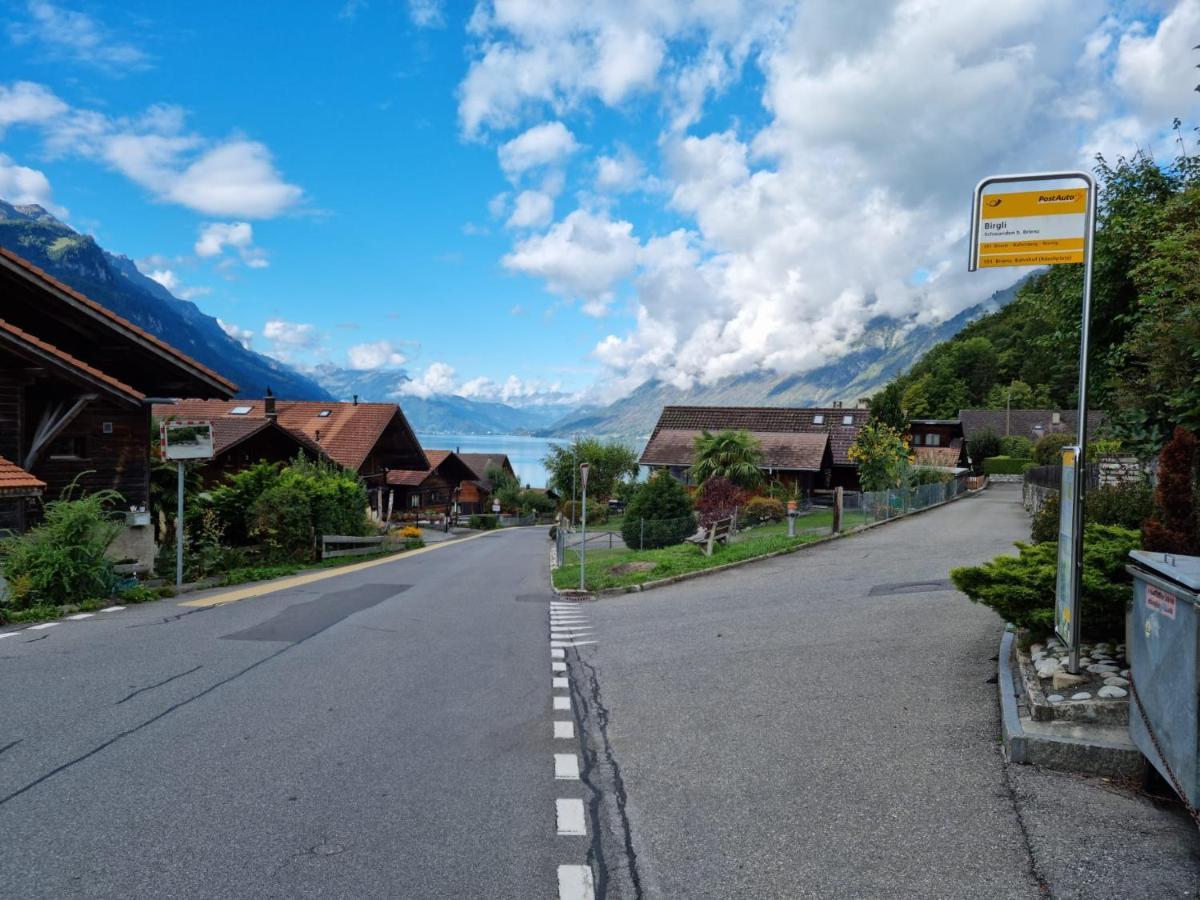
[462,0,1200,399]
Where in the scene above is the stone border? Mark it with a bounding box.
[549,483,984,598]
[998,629,1146,777]
[1014,644,1128,725]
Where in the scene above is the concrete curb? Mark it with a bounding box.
[550,485,986,598]
[998,628,1147,778]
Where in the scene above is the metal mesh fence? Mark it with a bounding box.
[842,477,967,526]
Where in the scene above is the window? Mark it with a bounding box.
[410,494,420,508]
[925,433,941,447]
[812,414,825,425]
[842,415,854,426]
[230,405,252,415]
[48,435,86,459]
[317,410,332,417]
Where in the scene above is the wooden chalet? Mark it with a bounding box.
[153,395,428,513]
[639,405,865,492]
[959,408,1106,450]
[386,449,479,514]
[908,419,969,470]
[0,247,236,561]
[457,452,517,513]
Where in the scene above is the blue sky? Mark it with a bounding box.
[1,1,1196,406]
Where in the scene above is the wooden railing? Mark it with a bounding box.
[321,534,406,560]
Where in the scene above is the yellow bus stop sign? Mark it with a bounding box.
[976,187,1087,268]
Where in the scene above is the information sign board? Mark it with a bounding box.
[975,187,1087,268]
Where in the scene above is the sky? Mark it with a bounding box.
[0,0,1197,408]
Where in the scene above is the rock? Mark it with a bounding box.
[1052,671,1088,690]
[1103,676,1129,687]
[1031,650,1046,662]
[1031,643,1045,655]
[1070,692,1093,701]
[1087,664,1119,674]
[1120,669,1130,677]
[1035,659,1061,678]
[1046,694,1065,703]
[1098,685,1127,699]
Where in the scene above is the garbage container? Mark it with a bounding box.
[1126,550,1200,809]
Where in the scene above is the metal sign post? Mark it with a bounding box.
[579,462,590,592]
[160,419,215,588]
[969,171,1096,673]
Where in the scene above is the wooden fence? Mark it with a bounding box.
[321,534,406,560]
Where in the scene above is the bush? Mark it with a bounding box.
[0,487,122,611]
[468,514,500,530]
[951,524,1140,635]
[1032,432,1075,466]
[208,461,283,545]
[518,489,556,516]
[694,477,748,528]
[1030,481,1156,544]
[744,496,786,523]
[559,499,606,526]
[970,428,1002,469]
[621,472,696,549]
[1143,426,1199,555]
[1031,492,1060,544]
[245,457,370,562]
[983,456,1031,475]
[910,466,953,486]
[998,435,1033,459]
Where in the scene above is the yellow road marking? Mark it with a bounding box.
[178,528,508,608]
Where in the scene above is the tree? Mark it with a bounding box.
[543,438,639,501]
[694,477,747,528]
[969,428,1002,468]
[869,382,908,431]
[487,463,522,513]
[1143,427,1199,555]
[691,430,763,488]
[1032,433,1075,466]
[621,472,696,549]
[847,421,912,491]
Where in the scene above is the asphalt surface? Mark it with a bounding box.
[4,488,1197,899]
[566,484,1200,899]
[0,528,563,899]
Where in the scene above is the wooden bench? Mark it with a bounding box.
[685,516,734,556]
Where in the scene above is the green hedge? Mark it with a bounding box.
[983,455,1032,475]
[468,514,500,530]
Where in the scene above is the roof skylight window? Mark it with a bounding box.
[812,414,825,425]
[230,406,252,415]
[318,410,332,417]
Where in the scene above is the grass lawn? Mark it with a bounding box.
[553,530,826,592]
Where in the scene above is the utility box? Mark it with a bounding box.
[1126,550,1200,808]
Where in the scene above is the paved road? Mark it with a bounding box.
[0,528,566,899]
[566,484,1200,898]
[3,488,1197,899]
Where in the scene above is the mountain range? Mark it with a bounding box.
[0,198,1023,439]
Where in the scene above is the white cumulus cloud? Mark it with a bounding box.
[497,121,580,179]
[217,318,254,349]
[0,153,65,215]
[194,221,269,267]
[348,340,408,370]
[399,361,459,398]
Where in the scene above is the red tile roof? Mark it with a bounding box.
[386,469,431,487]
[0,246,237,396]
[642,406,868,468]
[154,398,424,472]
[0,318,144,403]
[0,456,45,494]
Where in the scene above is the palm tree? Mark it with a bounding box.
[691,429,763,488]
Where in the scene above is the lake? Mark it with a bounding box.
[416,433,562,488]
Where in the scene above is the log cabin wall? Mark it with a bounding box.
[33,401,151,512]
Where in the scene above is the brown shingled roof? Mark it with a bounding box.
[386,469,431,487]
[0,246,237,396]
[0,318,144,403]
[642,406,867,467]
[154,398,425,472]
[640,428,831,471]
[959,409,1105,443]
[0,456,45,495]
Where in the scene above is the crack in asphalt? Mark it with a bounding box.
[571,649,644,900]
[0,739,22,756]
[125,606,214,628]
[116,665,204,705]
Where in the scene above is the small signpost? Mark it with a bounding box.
[159,420,214,587]
[970,172,1097,674]
[579,462,589,592]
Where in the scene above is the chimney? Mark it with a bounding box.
[832,400,843,409]
[1051,412,1061,426]
[315,428,321,443]
[264,387,277,419]
[857,397,870,410]
[353,394,359,406]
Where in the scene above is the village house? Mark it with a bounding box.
[907,419,970,470]
[958,408,1106,453]
[386,449,480,514]
[152,396,428,516]
[639,405,865,493]
[0,247,237,563]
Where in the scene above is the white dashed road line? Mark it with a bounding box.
[65,613,95,620]
[556,798,587,836]
[553,695,572,711]
[553,677,569,689]
[101,606,125,612]
[554,720,574,739]
[552,648,565,659]
[0,633,17,640]
[551,640,597,647]
[555,753,581,780]
[552,661,567,671]
[27,622,58,630]
[557,864,596,900]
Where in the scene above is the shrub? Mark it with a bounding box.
[518,489,556,516]
[621,472,696,549]
[249,480,315,559]
[468,514,500,530]
[848,421,912,491]
[208,461,283,545]
[694,477,748,528]
[1143,426,1199,555]
[244,457,370,561]
[951,524,1140,635]
[1086,437,1124,461]
[1032,432,1075,466]
[1030,481,1156,544]
[910,466,953,486]
[998,435,1033,459]
[399,525,422,539]
[1030,492,1060,544]
[559,500,606,526]
[0,487,122,611]
[745,496,786,523]
[970,428,1002,469]
[983,456,1030,475]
